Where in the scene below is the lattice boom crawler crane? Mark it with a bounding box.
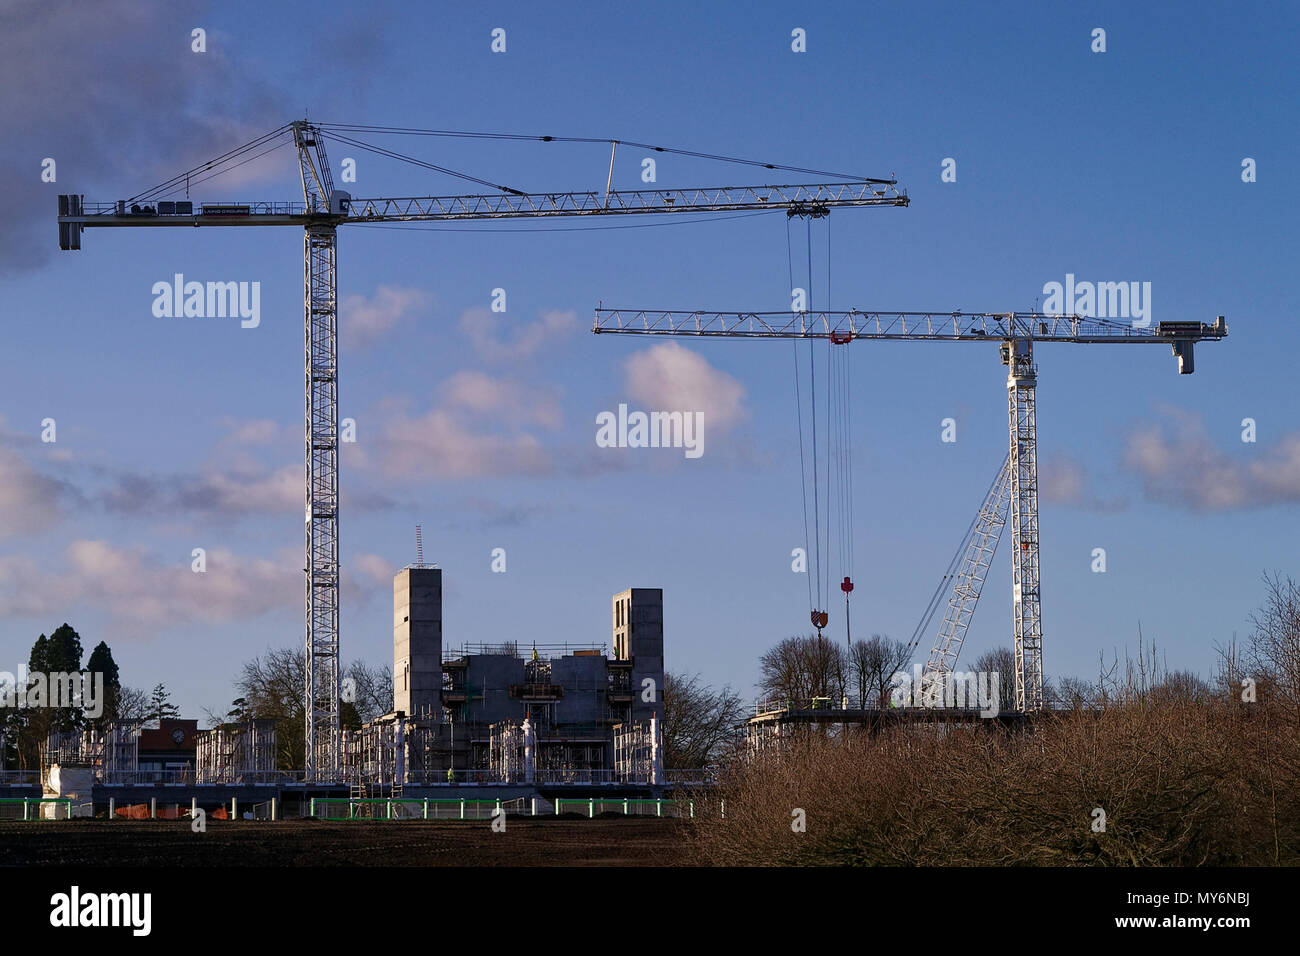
[56,120,909,778]
[592,309,1228,712]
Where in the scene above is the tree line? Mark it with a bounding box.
[681,572,1300,865]
[0,623,180,770]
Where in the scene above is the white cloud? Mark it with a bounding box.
[356,372,564,479]
[350,552,396,592]
[370,407,552,479]
[1123,408,1300,510]
[624,342,747,428]
[0,447,77,537]
[341,285,432,349]
[1039,455,1126,512]
[219,418,281,445]
[441,371,562,427]
[460,308,577,362]
[0,540,298,632]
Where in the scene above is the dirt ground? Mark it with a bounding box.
[0,818,689,867]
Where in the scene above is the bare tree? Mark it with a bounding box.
[1244,572,1300,717]
[1152,669,1214,704]
[231,647,305,769]
[1212,633,1246,700]
[344,660,393,724]
[115,686,149,724]
[759,635,848,706]
[1053,676,1097,709]
[848,634,912,707]
[223,649,395,768]
[972,646,1016,712]
[662,671,744,769]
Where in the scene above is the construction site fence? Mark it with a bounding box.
[306,796,691,821]
[402,768,684,785]
[310,797,516,821]
[0,796,695,822]
[0,797,78,820]
[96,799,279,821]
[553,798,693,818]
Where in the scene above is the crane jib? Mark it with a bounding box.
[57,181,908,244]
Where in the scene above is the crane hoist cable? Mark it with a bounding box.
[804,218,829,637]
[788,216,854,642]
[788,218,815,623]
[829,321,855,649]
[824,206,854,649]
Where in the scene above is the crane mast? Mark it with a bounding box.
[291,123,343,779]
[1005,339,1042,711]
[55,121,908,777]
[593,309,1228,711]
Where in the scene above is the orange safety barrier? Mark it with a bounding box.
[111,804,184,820]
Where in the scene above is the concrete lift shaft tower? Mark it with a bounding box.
[56,120,909,777]
[593,308,1228,711]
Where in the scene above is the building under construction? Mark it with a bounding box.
[341,568,666,788]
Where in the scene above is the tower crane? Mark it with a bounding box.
[592,308,1228,711]
[55,120,909,778]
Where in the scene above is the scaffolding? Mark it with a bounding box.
[342,715,437,787]
[41,722,140,784]
[100,722,139,782]
[613,720,660,783]
[195,719,277,783]
[488,718,536,783]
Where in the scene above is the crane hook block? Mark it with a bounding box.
[811,610,829,629]
[840,576,854,594]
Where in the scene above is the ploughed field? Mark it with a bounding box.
[0,818,687,867]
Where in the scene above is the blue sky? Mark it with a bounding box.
[1,0,1297,717]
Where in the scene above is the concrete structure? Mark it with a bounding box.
[43,763,95,817]
[361,569,666,785]
[394,566,442,721]
[613,588,665,723]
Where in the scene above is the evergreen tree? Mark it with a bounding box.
[85,641,122,726]
[45,624,84,673]
[25,625,85,735]
[147,683,181,721]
